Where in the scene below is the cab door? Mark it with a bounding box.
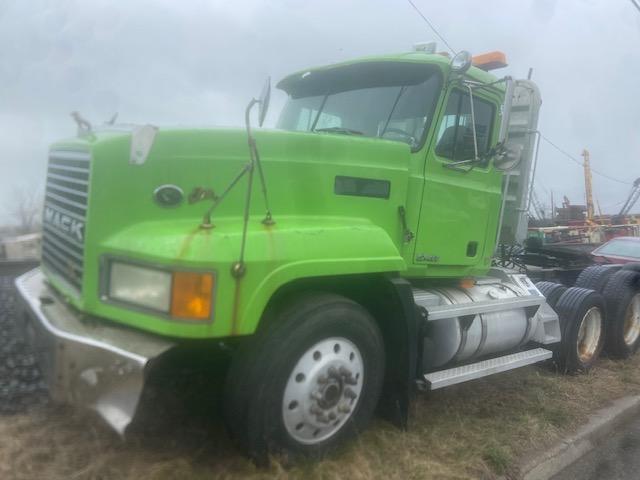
[412,87,503,277]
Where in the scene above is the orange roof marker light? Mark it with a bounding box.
[472,51,508,71]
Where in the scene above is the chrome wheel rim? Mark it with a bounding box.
[576,307,602,363]
[623,293,640,347]
[282,337,363,445]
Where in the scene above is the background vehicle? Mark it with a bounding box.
[591,236,640,264]
[13,44,640,461]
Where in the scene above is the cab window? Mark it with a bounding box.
[435,90,495,161]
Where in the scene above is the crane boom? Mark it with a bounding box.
[581,149,595,222]
[619,178,640,216]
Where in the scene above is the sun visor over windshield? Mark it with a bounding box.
[277,62,440,99]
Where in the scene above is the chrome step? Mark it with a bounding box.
[422,348,552,390]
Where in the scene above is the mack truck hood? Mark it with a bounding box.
[42,127,410,337]
[76,127,411,229]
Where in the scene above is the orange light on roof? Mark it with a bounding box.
[170,271,214,320]
[472,51,508,71]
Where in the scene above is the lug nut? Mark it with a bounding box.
[317,374,328,384]
[344,376,358,386]
[316,413,330,424]
[344,387,357,400]
[337,404,351,414]
[339,366,351,377]
[311,391,323,401]
[328,366,338,377]
[310,405,322,415]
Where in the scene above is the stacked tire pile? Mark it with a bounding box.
[536,263,640,374]
[0,276,48,413]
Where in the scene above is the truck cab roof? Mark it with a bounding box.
[277,51,501,94]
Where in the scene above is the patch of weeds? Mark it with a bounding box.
[483,444,511,474]
[539,404,572,428]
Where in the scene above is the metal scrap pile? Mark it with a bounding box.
[0,276,47,413]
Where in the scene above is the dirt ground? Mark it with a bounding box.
[3,273,640,480]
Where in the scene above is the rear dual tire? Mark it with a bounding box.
[553,287,606,373]
[621,263,640,274]
[602,270,640,358]
[574,265,619,292]
[535,281,567,310]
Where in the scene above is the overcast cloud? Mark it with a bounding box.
[1,0,639,224]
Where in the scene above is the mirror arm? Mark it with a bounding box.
[245,98,259,139]
[465,84,480,162]
[498,76,514,144]
[244,97,274,226]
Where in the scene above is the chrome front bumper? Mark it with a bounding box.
[14,268,174,434]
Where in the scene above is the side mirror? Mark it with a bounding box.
[258,77,271,127]
[493,142,523,171]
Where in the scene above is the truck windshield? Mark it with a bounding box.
[276,62,442,149]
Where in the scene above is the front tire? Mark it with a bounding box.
[224,293,385,462]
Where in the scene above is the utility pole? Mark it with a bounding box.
[581,149,595,222]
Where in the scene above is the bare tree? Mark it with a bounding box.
[10,187,43,234]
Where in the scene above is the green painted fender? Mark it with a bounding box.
[91,216,405,338]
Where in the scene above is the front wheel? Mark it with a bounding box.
[224,293,385,462]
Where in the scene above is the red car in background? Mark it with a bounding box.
[591,237,640,264]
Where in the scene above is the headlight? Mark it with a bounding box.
[107,261,214,321]
[109,262,172,312]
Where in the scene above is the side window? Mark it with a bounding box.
[314,111,343,130]
[295,108,316,131]
[435,90,495,161]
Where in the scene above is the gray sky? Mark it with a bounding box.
[1,0,639,224]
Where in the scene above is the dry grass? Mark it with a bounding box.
[3,355,640,480]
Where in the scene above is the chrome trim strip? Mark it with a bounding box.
[49,150,91,161]
[41,230,83,261]
[423,295,544,321]
[45,191,88,211]
[48,164,90,175]
[46,183,89,198]
[47,172,89,186]
[42,244,83,274]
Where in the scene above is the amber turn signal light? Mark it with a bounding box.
[170,271,214,320]
[459,278,476,289]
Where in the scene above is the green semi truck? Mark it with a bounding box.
[15,45,639,460]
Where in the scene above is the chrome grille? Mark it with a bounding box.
[42,150,91,292]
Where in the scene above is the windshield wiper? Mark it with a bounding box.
[313,127,364,136]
